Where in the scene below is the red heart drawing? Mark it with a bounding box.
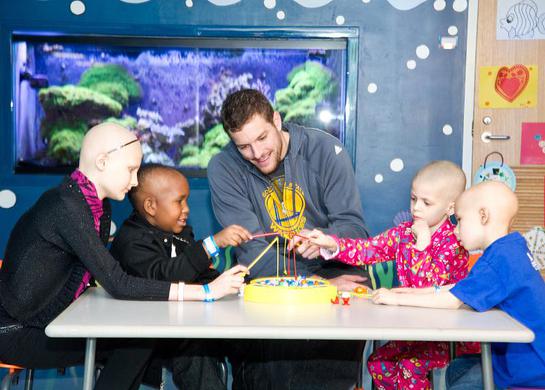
[494,64,529,102]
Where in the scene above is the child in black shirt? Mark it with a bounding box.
[111,163,251,389]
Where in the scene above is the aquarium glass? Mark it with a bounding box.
[12,34,348,175]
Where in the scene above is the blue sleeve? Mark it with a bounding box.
[450,258,509,312]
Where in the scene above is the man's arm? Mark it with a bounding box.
[294,136,368,260]
[208,154,314,278]
[319,139,368,239]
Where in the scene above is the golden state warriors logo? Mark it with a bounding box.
[263,182,306,239]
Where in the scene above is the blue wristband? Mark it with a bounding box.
[203,284,215,302]
[203,236,220,258]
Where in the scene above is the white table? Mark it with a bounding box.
[46,287,534,390]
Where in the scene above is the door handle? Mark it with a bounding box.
[481,131,511,143]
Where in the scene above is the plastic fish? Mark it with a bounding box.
[500,0,545,39]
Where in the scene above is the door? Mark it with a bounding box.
[472,0,545,233]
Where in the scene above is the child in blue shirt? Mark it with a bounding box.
[371,180,545,389]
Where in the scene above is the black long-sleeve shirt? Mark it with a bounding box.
[0,178,171,328]
[110,211,219,284]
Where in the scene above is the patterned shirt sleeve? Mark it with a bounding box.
[332,226,402,266]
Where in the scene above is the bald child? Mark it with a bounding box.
[297,160,473,389]
[372,181,545,389]
[111,163,251,284]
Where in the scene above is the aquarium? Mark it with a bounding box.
[12,33,351,175]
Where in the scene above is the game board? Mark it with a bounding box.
[244,276,337,304]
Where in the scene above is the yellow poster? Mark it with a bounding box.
[479,64,538,108]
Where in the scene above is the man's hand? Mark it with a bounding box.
[328,274,368,291]
[411,219,431,250]
[213,225,252,248]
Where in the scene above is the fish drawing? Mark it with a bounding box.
[500,0,545,39]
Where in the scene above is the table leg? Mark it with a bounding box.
[481,342,493,390]
[83,338,96,390]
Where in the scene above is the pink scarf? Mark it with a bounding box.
[70,169,103,299]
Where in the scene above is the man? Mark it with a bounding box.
[208,89,369,389]
[208,88,369,288]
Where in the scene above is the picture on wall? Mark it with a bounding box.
[521,122,545,164]
[478,64,538,108]
[497,0,545,40]
[13,34,348,174]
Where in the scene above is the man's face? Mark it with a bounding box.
[101,142,142,201]
[153,172,190,234]
[229,113,286,175]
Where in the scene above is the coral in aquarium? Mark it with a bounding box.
[39,85,123,126]
[201,70,271,131]
[79,64,142,107]
[274,61,337,123]
[135,108,185,166]
[180,123,230,168]
[37,65,142,164]
[104,115,138,129]
[47,120,87,164]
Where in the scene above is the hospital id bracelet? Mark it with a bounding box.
[203,236,220,258]
[203,284,215,302]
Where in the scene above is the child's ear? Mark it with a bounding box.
[143,196,156,217]
[479,207,489,225]
[95,153,108,171]
[446,201,455,216]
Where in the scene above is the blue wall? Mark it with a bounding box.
[0,0,469,252]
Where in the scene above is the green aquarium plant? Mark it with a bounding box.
[47,126,86,165]
[79,64,141,106]
[180,123,230,168]
[274,61,337,123]
[104,115,138,130]
[37,64,142,164]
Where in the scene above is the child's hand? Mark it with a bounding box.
[214,225,252,248]
[208,264,248,300]
[286,229,319,259]
[288,229,337,254]
[307,229,338,252]
[371,288,399,306]
[411,219,431,250]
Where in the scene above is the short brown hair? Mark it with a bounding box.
[221,89,275,133]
